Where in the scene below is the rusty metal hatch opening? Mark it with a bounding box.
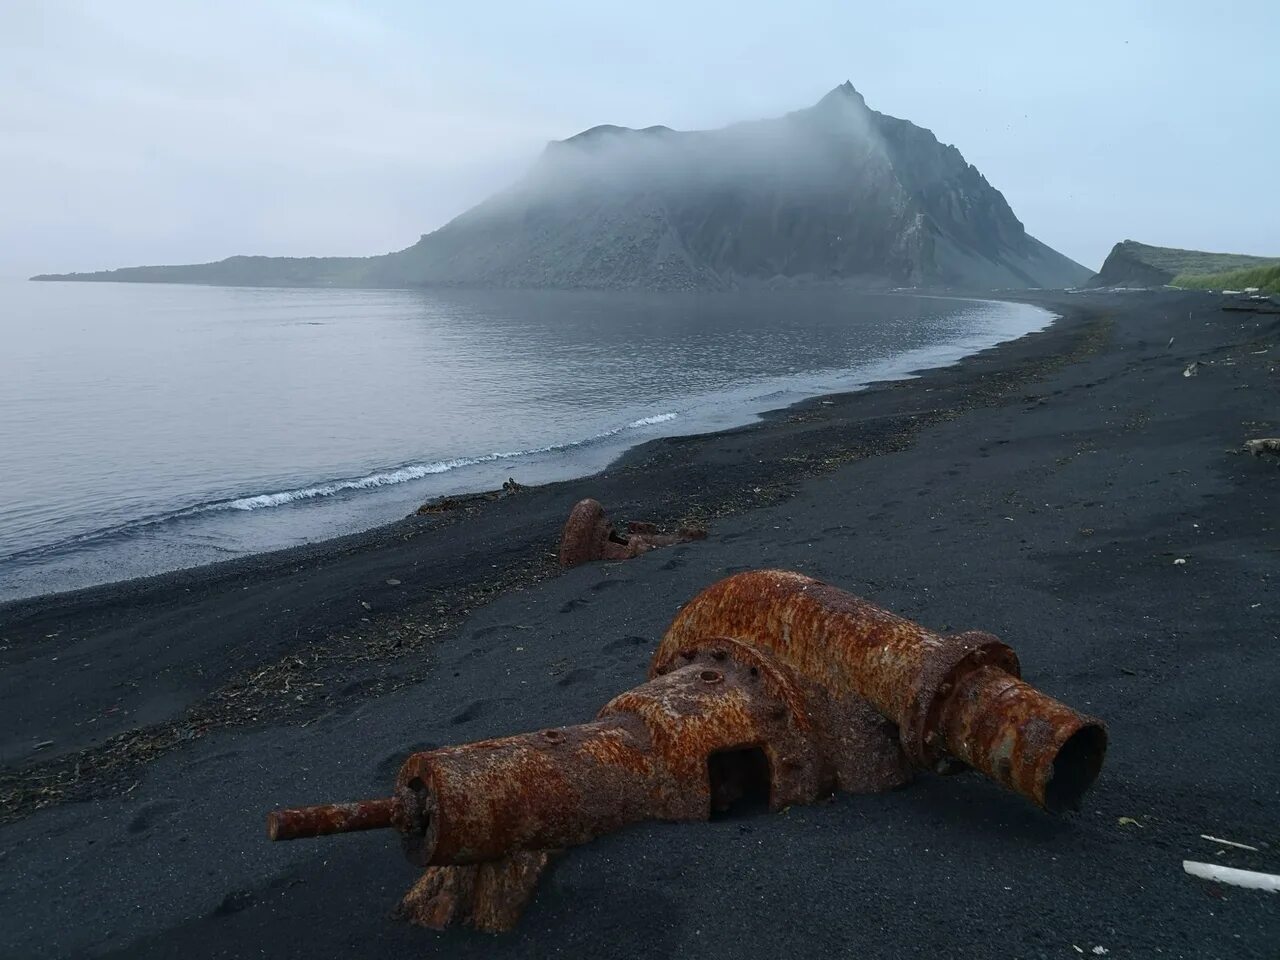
[708,746,771,818]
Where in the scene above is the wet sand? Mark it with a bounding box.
[1,289,1277,958]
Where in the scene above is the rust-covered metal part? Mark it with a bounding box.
[557,498,706,567]
[267,797,402,841]
[397,851,552,933]
[266,568,1106,932]
[658,570,1107,812]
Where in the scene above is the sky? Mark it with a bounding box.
[2,0,1278,278]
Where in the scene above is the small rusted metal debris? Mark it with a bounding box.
[267,569,1106,932]
[557,498,706,567]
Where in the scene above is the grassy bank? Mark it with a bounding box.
[1173,262,1280,294]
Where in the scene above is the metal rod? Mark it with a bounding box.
[267,797,400,841]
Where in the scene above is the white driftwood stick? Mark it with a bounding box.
[1183,861,1280,892]
[1200,834,1259,852]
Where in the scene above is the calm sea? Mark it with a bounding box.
[0,280,1051,600]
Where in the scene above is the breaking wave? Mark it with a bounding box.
[627,412,677,427]
[2,410,680,562]
[224,412,679,512]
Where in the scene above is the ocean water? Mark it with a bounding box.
[0,280,1052,600]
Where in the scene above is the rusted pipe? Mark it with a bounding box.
[657,570,1106,812]
[935,664,1106,813]
[267,797,403,841]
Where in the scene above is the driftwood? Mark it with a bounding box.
[1243,438,1280,458]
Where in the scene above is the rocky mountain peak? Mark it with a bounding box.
[825,80,867,106]
[33,85,1090,292]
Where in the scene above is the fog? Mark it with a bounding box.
[513,88,887,203]
[2,0,1277,279]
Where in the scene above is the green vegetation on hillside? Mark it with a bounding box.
[1090,240,1280,289]
[1115,241,1277,275]
[1173,263,1280,295]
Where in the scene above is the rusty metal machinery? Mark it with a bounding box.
[267,570,1107,932]
[557,498,706,567]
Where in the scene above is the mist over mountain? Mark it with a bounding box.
[35,84,1090,291]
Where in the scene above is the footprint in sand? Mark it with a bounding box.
[128,798,182,834]
[451,699,494,725]
[660,550,690,571]
[212,890,255,917]
[556,667,596,687]
[589,578,629,592]
[602,635,648,654]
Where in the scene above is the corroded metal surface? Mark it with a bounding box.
[272,636,897,930]
[647,635,911,796]
[658,569,1106,811]
[397,852,552,932]
[266,568,1106,931]
[266,797,402,841]
[558,498,706,567]
[937,664,1106,813]
[390,638,900,869]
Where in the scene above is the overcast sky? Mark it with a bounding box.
[3,0,1277,278]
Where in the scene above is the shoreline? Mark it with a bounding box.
[0,291,1053,605]
[3,288,1278,958]
[0,292,1093,788]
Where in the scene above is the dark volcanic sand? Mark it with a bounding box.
[1,290,1277,959]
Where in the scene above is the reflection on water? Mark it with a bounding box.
[0,280,1051,599]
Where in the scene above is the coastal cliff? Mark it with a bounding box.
[1088,239,1279,288]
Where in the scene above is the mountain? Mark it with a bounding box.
[33,84,1091,291]
[1088,240,1280,288]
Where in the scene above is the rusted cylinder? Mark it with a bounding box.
[657,570,1019,763]
[397,650,815,865]
[267,797,402,841]
[937,665,1106,812]
[396,716,678,865]
[657,570,1106,811]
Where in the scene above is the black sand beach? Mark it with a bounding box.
[1,289,1277,958]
